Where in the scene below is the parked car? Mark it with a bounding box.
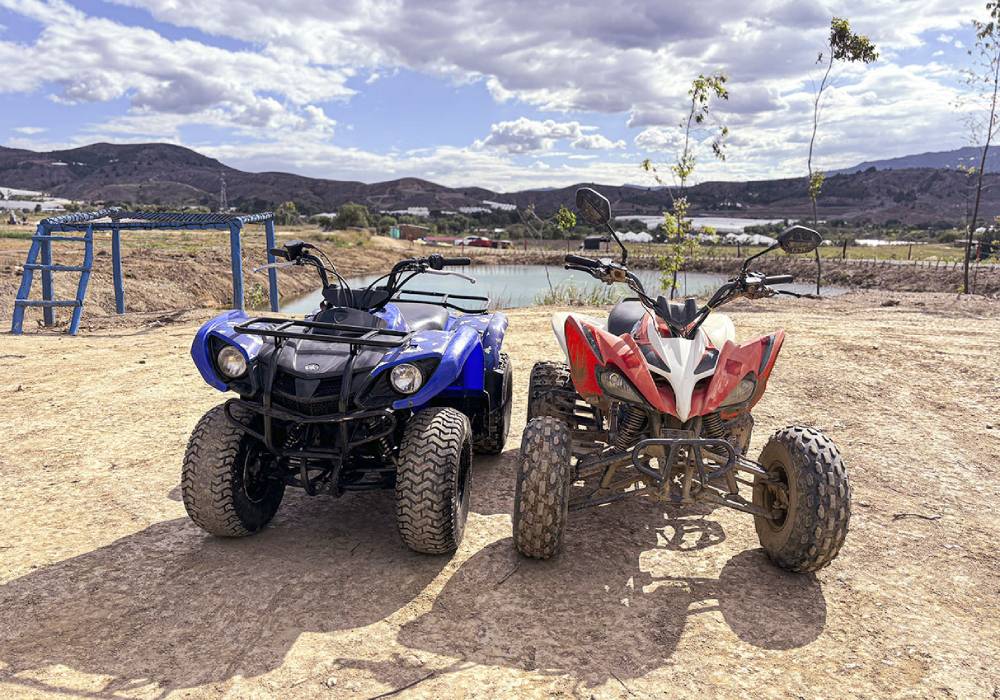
[456,236,494,248]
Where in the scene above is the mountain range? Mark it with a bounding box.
[3,142,1000,226]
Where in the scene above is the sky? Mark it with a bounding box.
[0,0,987,191]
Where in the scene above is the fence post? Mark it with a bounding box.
[112,225,125,314]
[264,218,280,312]
[40,226,54,326]
[229,222,244,311]
[842,239,848,259]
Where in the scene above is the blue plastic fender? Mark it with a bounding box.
[375,303,407,332]
[451,312,508,371]
[367,324,484,409]
[191,309,262,391]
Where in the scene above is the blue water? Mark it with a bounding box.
[281,264,843,314]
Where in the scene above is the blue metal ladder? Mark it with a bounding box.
[11,224,95,335]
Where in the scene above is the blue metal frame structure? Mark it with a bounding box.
[10,208,279,335]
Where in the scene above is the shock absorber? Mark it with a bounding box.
[613,405,647,450]
[702,412,725,439]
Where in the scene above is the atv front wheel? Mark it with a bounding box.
[513,416,573,559]
[753,426,850,572]
[182,404,285,537]
[474,352,512,455]
[395,407,473,554]
[526,361,573,422]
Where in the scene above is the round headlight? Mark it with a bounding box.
[721,375,756,407]
[390,363,423,394]
[216,345,248,379]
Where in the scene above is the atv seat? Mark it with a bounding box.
[607,297,700,336]
[607,299,647,336]
[394,302,449,332]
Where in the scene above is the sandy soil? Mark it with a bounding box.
[1,292,999,699]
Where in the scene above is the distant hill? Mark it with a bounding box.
[837,146,1000,174]
[3,142,1000,226]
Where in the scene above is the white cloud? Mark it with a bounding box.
[571,134,626,150]
[13,126,47,135]
[0,0,986,187]
[475,118,621,153]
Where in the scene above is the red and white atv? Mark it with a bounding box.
[513,188,850,572]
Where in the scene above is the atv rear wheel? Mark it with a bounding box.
[526,361,574,422]
[395,407,473,554]
[513,416,573,559]
[474,352,512,455]
[182,404,285,537]
[753,426,850,572]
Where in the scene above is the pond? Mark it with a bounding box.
[617,215,787,232]
[281,264,844,314]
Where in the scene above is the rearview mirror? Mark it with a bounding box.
[576,187,612,226]
[778,226,821,255]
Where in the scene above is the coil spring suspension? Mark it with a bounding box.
[614,405,647,450]
[702,412,725,439]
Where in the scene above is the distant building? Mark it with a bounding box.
[393,224,431,241]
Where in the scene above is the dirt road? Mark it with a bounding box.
[1,293,999,698]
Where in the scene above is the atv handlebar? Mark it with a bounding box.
[762,274,794,285]
[439,256,472,267]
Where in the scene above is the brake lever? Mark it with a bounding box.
[422,269,477,284]
[252,260,300,273]
[773,288,819,299]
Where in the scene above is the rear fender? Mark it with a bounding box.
[371,325,484,409]
[190,310,263,392]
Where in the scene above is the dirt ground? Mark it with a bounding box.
[1,292,999,699]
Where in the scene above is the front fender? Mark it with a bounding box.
[452,311,508,370]
[371,325,483,409]
[191,310,263,391]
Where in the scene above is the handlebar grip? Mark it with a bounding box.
[763,275,794,285]
[564,254,601,268]
[441,257,471,266]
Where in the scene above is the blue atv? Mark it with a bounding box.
[183,240,511,554]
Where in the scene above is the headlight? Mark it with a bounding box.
[390,363,423,394]
[720,375,756,407]
[216,345,248,379]
[597,368,645,404]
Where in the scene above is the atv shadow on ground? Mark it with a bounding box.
[0,490,447,697]
[396,494,827,686]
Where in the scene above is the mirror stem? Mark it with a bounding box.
[606,221,628,264]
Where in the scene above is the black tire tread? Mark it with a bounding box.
[181,404,283,537]
[396,407,472,554]
[527,361,573,421]
[513,416,573,559]
[754,425,850,572]
[474,352,512,455]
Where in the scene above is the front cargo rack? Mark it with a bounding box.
[234,317,411,348]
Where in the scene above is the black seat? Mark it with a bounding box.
[393,302,450,332]
[607,299,647,336]
[607,297,699,336]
